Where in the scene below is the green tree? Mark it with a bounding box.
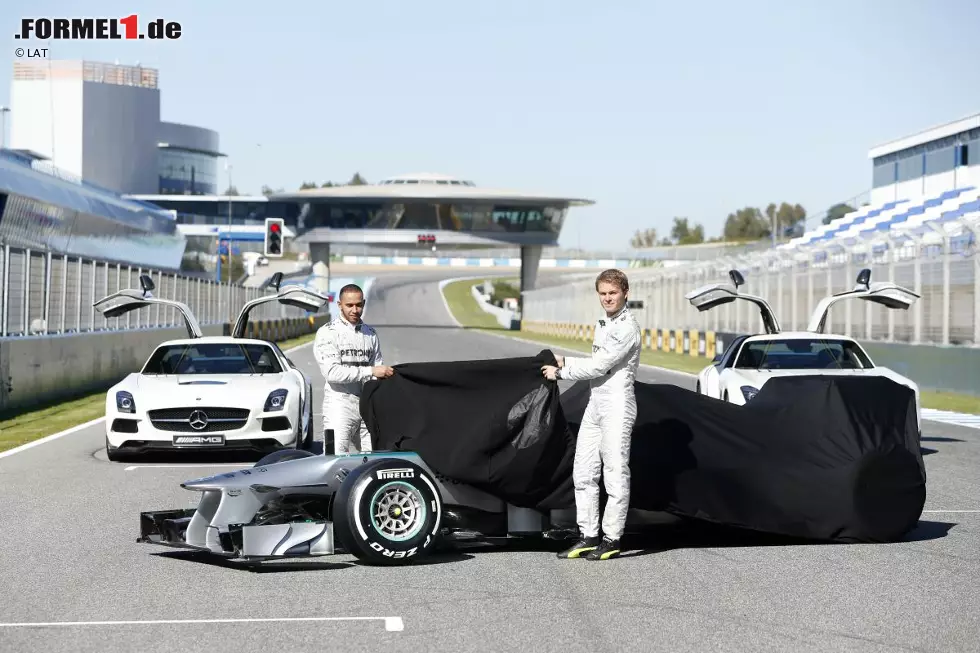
[348,172,367,185]
[822,202,856,225]
[299,181,319,190]
[723,207,770,240]
[670,217,706,245]
[261,185,284,196]
[223,185,239,196]
[630,228,658,248]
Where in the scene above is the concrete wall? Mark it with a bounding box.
[471,284,519,329]
[0,316,329,417]
[861,340,980,396]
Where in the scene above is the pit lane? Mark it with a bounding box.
[0,269,977,653]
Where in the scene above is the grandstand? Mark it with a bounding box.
[521,112,980,350]
[0,147,185,270]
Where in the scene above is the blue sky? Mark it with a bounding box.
[2,0,979,252]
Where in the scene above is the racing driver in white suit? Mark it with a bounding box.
[314,283,393,454]
[541,269,641,561]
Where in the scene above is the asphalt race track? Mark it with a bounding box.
[0,270,978,653]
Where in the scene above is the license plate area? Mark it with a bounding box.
[173,434,225,447]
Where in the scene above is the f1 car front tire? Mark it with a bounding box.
[333,458,442,566]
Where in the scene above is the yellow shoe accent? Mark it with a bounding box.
[598,549,620,560]
[569,547,597,558]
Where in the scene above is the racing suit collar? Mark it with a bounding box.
[601,305,629,324]
[337,314,363,332]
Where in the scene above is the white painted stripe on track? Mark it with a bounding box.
[0,417,106,461]
[921,510,980,513]
[0,340,318,461]
[124,464,248,471]
[0,616,404,632]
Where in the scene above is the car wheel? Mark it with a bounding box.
[254,449,316,467]
[332,458,442,566]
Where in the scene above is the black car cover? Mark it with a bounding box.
[560,374,926,543]
[360,350,575,510]
[360,350,926,543]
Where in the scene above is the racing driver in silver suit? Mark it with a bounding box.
[541,269,641,560]
[314,283,394,454]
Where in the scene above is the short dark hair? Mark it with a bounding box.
[595,268,629,293]
[339,284,363,300]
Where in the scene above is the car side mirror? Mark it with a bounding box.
[728,269,744,289]
[139,274,155,294]
[270,272,283,291]
[856,268,871,289]
[712,354,721,364]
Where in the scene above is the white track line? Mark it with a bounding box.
[0,616,404,632]
[0,417,106,461]
[124,464,248,471]
[921,510,980,513]
[0,340,318,461]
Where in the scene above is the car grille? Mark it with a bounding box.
[147,407,249,433]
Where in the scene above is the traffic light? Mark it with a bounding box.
[264,218,284,257]
[416,234,436,246]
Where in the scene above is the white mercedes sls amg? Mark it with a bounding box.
[96,273,328,461]
[685,267,923,431]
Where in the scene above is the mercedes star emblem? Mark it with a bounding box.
[188,410,209,430]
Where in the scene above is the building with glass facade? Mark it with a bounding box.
[869,113,980,205]
[8,60,223,198]
[132,172,594,290]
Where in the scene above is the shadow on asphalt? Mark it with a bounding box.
[151,549,476,572]
[144,518,956,572]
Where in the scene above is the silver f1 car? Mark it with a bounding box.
[138,448,596,565]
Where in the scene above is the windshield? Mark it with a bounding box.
[142,343,283,375]
[734,338,874,370]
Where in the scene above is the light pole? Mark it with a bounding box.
[0,106,10,149]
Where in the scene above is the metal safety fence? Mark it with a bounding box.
[0,245,327,338]
[521,229,980,348]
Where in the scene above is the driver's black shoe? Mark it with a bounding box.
[557,536,601,559]
[586,537,622,560]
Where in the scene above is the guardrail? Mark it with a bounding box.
[0,245,320,339]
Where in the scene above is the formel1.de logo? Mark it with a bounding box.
[15,16,182,40]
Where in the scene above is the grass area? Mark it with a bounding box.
[440,279,980,415]
[441,279,501,329]
[0,330,322,454]
[441,278,709,376]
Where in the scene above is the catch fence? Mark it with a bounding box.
[522,229,980,347]
[0,245,326,338]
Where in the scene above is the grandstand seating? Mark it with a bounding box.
[778,186,980,261]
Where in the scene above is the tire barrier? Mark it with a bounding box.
[520,320,738,360]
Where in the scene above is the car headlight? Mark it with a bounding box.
[740,385,760,401]
[116,391,135,413]
[264,389,288,412]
